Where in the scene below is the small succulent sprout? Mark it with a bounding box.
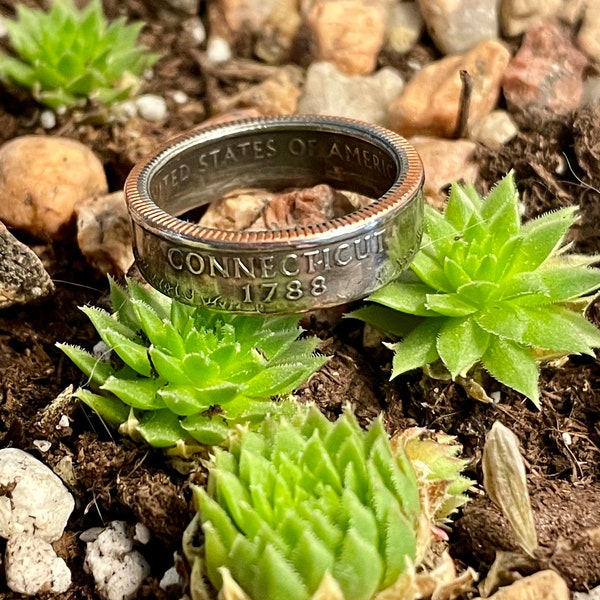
[392,428,473,524]
[58,278,328,447]
[351,171,600,407]
[183,405,471,600]
[0,0,160,110]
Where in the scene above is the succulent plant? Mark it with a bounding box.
[350,172,600,407]
[184,405,471,600]
[58,278,327,447]
[0,0,159,110]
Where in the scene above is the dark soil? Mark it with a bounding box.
[2,1,600,598]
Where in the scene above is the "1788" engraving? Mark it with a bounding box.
[241,276,327,304]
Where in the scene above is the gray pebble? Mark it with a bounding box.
[298,61,404,126]
[0,221,54,309]
[134,94,168,122]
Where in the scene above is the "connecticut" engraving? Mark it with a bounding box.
[166,229,385,280]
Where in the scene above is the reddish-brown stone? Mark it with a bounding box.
[502,22,588,114]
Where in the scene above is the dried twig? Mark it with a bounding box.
[454,69,473,139]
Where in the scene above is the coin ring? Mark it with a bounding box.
[124,115,424,314]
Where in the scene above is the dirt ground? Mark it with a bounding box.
[1,1,600,598]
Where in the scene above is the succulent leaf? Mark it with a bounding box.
[60,278,328,448]
[56,343,114,386]
[351,172,600,406]
[482,337,540,406]
[185,405,470,600]
[73,388,129,427]
[388,319,442,378]
[0,0,159,110]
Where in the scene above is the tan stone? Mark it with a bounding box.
[476,570,569,600]
[389,40,510,138]
[500,0,566,37]
[577,3,600,66]
[469,110,519,149]
[255,0,302,63]
[409,136,479,208]
[558,0,587,26]
[214,66,302,116]
[215,0,278,34]
[199,189,272,231]
[385,2,424,54]
[307,0,386,75]
[0,136,108,240]
[75,191,134,276]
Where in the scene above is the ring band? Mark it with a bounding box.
[124,115,424,314]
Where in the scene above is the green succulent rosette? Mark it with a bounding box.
[58,278,327,447]
[184,405,471,600]
[0,0,159,110]
[351,172,600,407]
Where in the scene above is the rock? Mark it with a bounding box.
[558,0,587,26]
[306,0,386,75]
[209,0,302,63]
[0,448,75,543]
[0,136,108,240]
[182,16,206,45]
[83,520,150,600]
[75,191,134,276]
[206,35,232,64]
[409,136,479,208]
[213,0,279,34]
[200,184,373,232]
[199,189,272,231]
[260,184,366,229]
[160,566,181,590]
[214,66,302,116]
[142,0,198,26]
[502,22,588,115]
[134,94,168,122]
[500,0,569,37]
[469,110,519,149]
[0,221,54,309]
[418,0,500,55]
[575,584,600,599]
[39,110,56,130]
[385,1,424,54]
[133,523,151,545]
[4,533,71,595]
[110,100,138,123]
[478,570,569,600]
[171,90,189,104]
[298,61,404,125]
[388,40,510,138]
[577,4,600,65]
[254,0,302,64]
[582,75,600,106]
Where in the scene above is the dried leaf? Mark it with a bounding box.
[482,422,538,556]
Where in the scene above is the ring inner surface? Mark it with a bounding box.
[147,128,403,222]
